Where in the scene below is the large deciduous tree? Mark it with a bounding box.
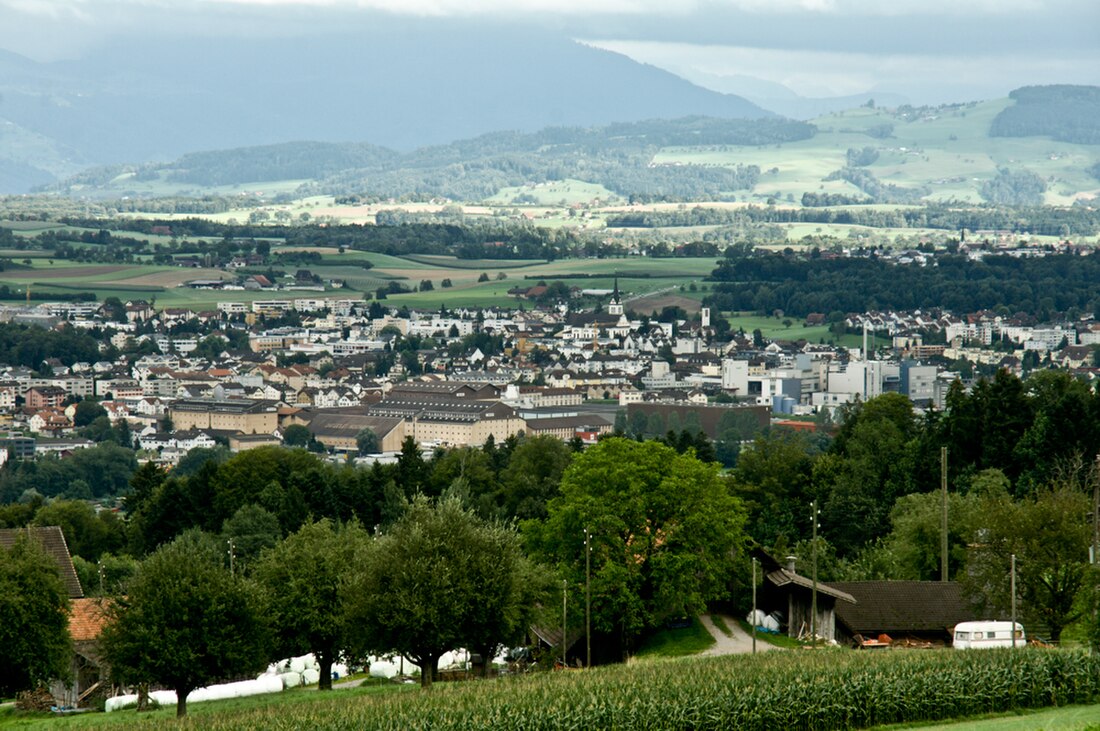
[254,519,367,690]
[527,437,746,657]
[0,536,72,697]
[344,496,529,688]
[963,483,1091,642]
[101,531,271,717]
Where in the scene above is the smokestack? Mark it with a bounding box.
[786,555,798,574]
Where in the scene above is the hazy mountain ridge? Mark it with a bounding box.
[0,28,772,193]
[49,117,815,202]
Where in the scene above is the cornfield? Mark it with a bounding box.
[88,649,1100,730]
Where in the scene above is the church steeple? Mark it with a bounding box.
[608,276,623,316]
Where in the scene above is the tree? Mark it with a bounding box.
[254,519,368,690]
[963,484,1091,642]
[101,531,270,717]
[73,400,107,427]
[527,438,746,656]
[33,499,125,561]
[0,535,72,697]
[344,496,530,689]
[499,435,573,521]
[355,428,380,456]
[282,424,312,447]
[222,504,282,572]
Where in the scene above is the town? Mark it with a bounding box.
[0,268,1095,470]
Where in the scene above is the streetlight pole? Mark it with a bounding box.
[584,527,591,669]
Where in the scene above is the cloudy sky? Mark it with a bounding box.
[1,0,1096,102]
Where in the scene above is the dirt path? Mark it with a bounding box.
[700,614,780,656]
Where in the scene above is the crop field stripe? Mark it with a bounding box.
[57,648,1100,731]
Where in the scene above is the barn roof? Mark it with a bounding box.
[829,581,979,635]
[0,526,84,598]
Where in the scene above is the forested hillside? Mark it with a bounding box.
[51,117,814,202]
[706,248,1100,317]
[990,85,1100,144]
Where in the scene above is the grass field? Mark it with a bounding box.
[634,617,716,658]
[874,704,1100,731]
[654,100,1100,210]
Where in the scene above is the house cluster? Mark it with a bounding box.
[0,282,1097,464]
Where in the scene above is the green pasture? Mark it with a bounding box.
[483,179,619,205]
[654,98,1100,206]
[875,704,1100,731]
[634,617,716,658]
[727,312,834,343]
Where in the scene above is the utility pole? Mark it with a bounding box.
[1093,454,1099,567]
[811,499,819,647]
[561,579,568,668]
[751,557,758,655]
[227,538,235,576]
[941,446,949,582]
[1010,554,1017,649]
[584,528,591,669]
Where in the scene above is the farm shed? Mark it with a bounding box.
[829,581,984,647]
[753,549,855,643]
[51,598,112,708]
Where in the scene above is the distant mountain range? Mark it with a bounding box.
[0,27,771,194]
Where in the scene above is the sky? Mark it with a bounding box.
[1,0,1097,102]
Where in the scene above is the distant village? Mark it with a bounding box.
[1,274,1098,468]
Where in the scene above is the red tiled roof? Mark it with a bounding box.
[69,598,111,641]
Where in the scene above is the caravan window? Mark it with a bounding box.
[956,631,969,640]
[986,632,997,639]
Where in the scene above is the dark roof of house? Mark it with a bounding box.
[830,581,979,635]
[0,526,83,598]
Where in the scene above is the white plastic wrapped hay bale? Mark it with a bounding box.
[280,671,302,688]
[332,662,348,679]
[302,668,320,685]
[289,656,306,674]
[149,690,177,707]
[105,694,139,713]
[191,677,284,704]
[369,659,398,679]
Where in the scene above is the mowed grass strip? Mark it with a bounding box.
[25,648,1100,731]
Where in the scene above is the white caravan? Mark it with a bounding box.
[952,621,1025,649]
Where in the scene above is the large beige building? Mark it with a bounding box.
[170,398,279,434]
[307,413,406,452]
[369,399,524,448]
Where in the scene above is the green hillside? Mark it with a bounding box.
[656,98,1100,206]
[33,88,1100,214]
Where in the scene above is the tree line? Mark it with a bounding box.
[607,202,1100,236]
[705,247,1100,318]
[1,436,746,714]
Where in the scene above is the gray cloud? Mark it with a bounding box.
[0,0,1095,103]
